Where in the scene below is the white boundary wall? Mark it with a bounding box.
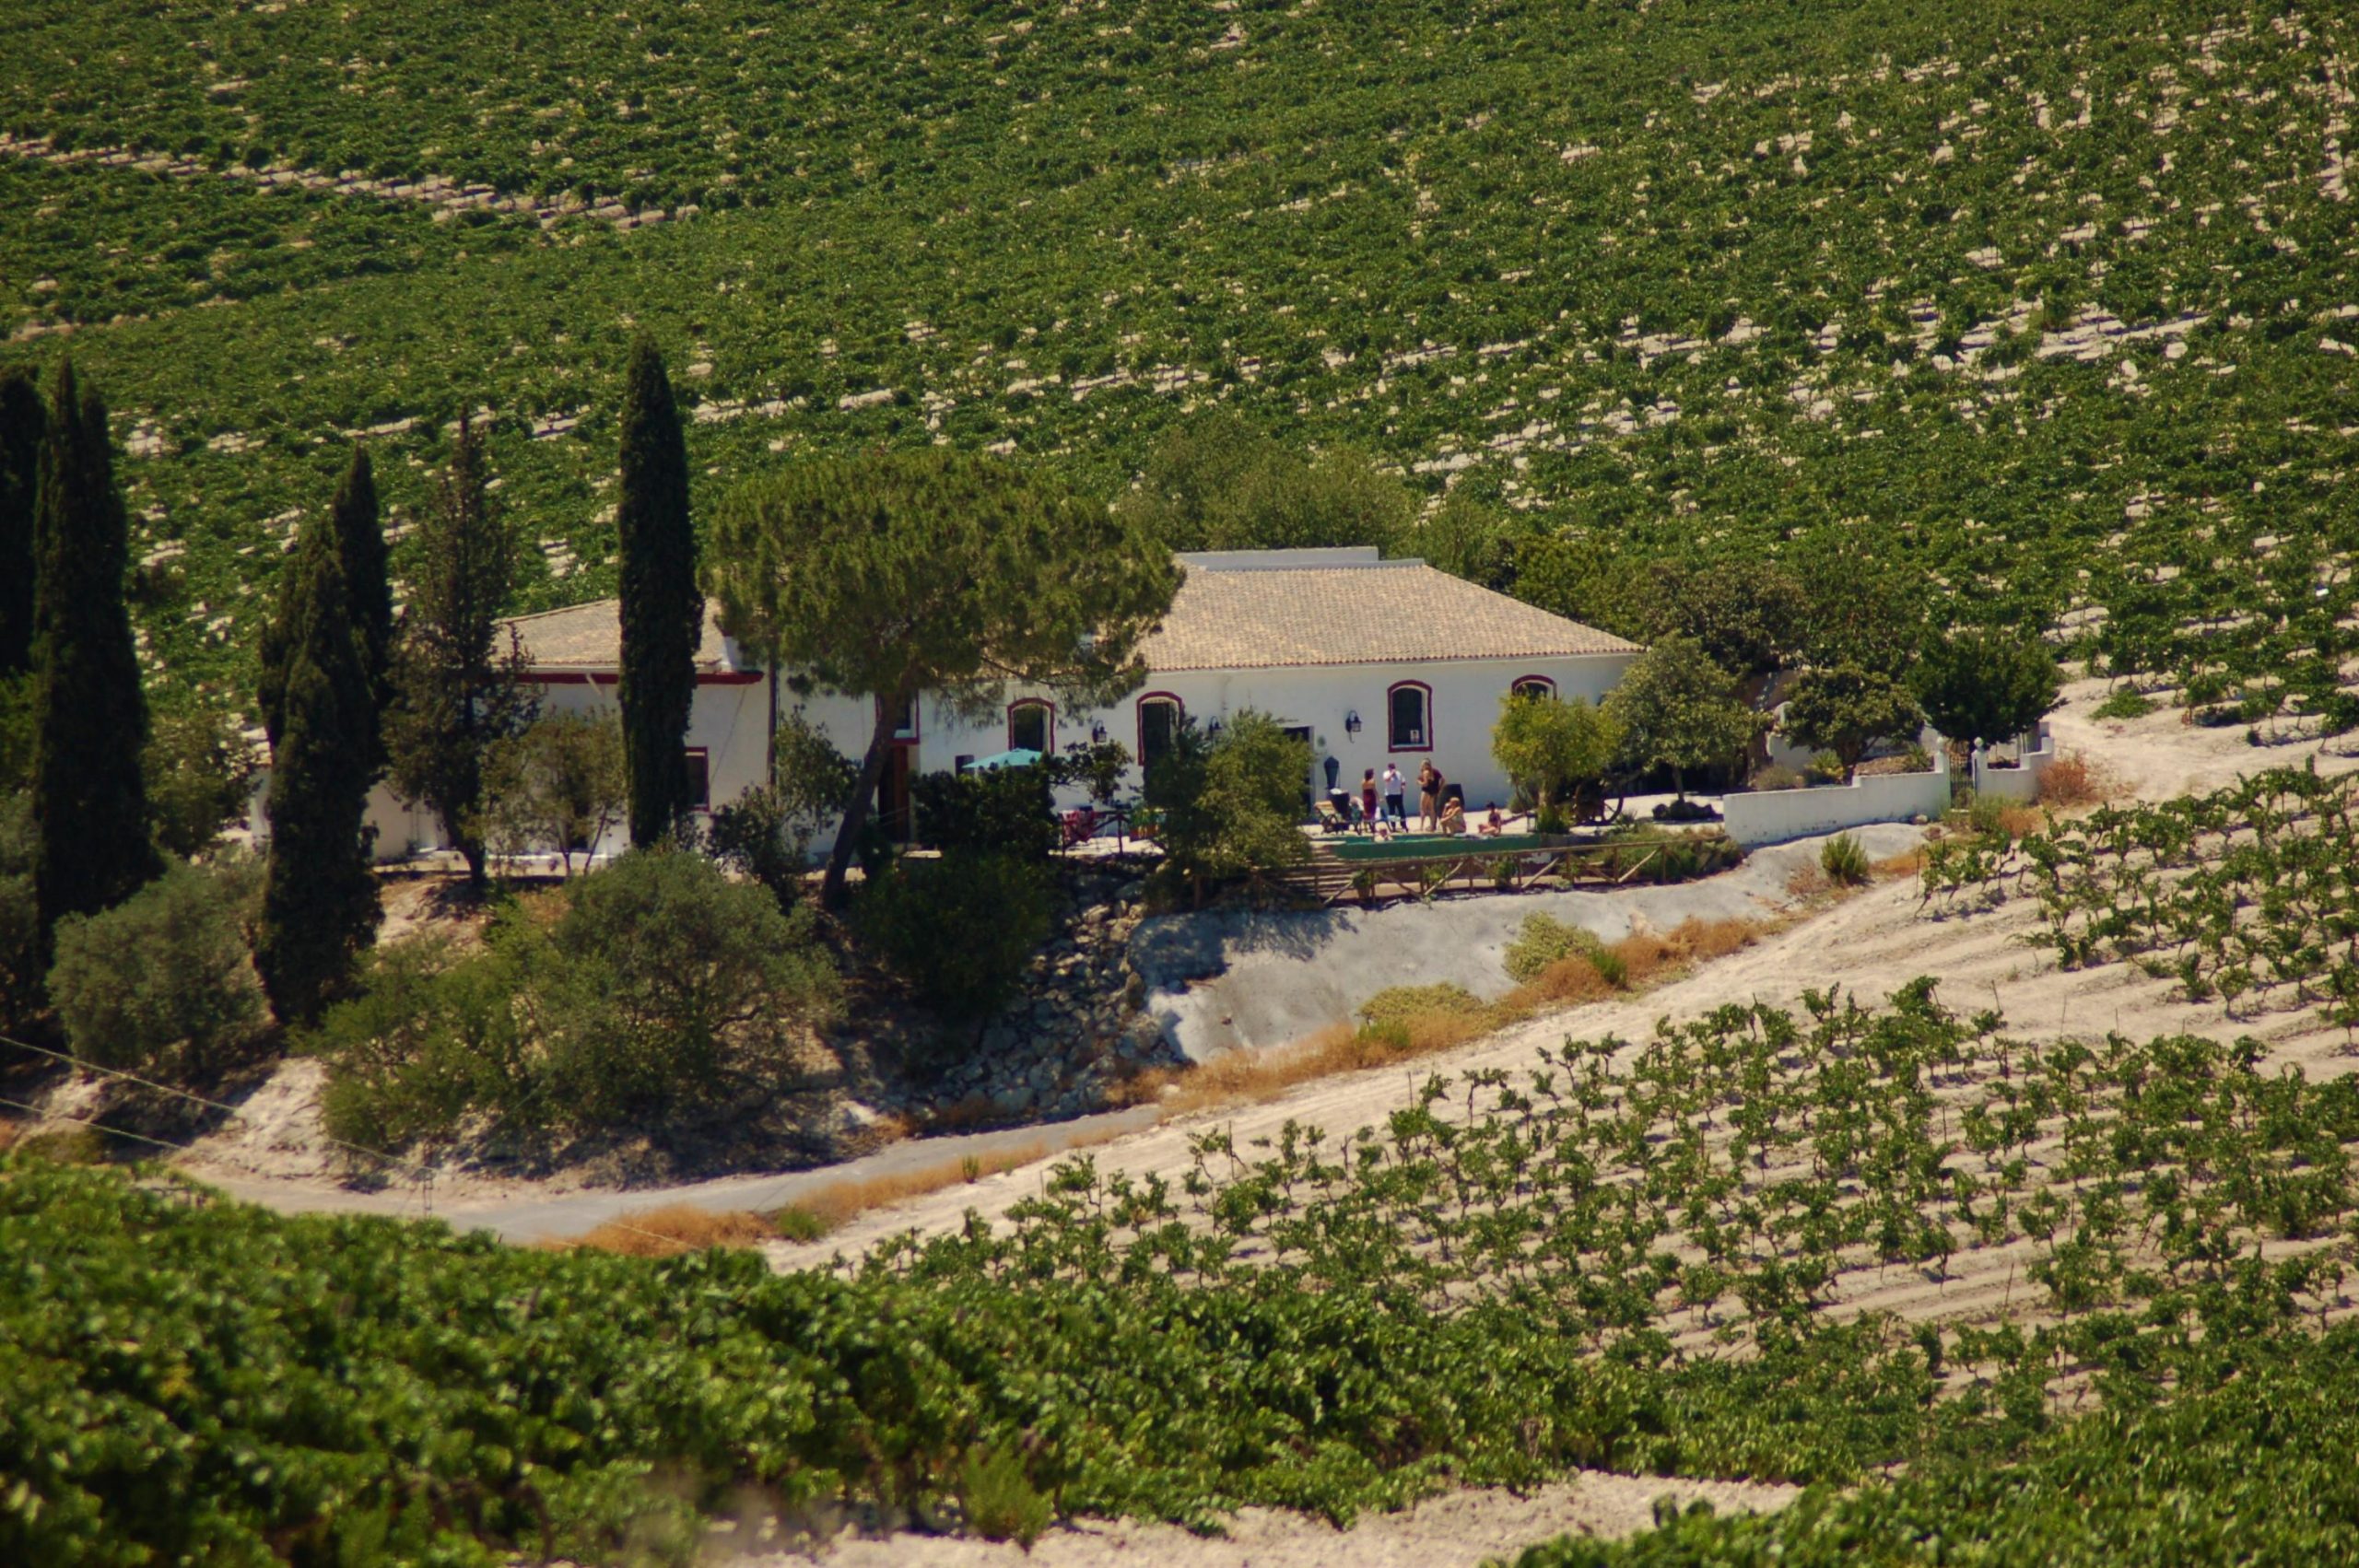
[1722,731,1954,847]
[1970,721,2057,803]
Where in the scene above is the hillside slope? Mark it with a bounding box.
[2,1,2353,704]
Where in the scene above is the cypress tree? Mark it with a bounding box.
[254,513,381,1025]
[383,415,534,888]
[30,358,158,947]
[0,369,41,678]
[332,446,393,727]
[261,445,389,760]
[615,336,700,848]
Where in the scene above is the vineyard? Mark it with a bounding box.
[1925,762,2359,1034]
[15,970,2359,1561]
[0,0,2354,724]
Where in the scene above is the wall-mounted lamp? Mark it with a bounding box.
[1344,709,1362,736]
[1090,720,1108,744]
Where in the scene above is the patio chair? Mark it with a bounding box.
[1314,798,1352,834]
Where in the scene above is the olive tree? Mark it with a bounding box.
[1914,629,2063,756]
[1602,636,1764,800]
[1779,663,1923,782]
[1145,711,1311,901]
[1490,688,1622,814]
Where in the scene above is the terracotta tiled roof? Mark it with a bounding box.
[499,598,736,673]
[1138,550,1638,672]
[500,550,1635,676]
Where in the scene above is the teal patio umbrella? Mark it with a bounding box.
[965,747,1044,771]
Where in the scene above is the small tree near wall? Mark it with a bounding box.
[1602,636,1763,800]
[1779,663,1923,783]
[1491,689,1623,818]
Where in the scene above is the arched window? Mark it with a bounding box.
[1510,674,1557,702]
[1008,699,1054,755]
[1136,693,1183,771]
[1387,681,1432,751]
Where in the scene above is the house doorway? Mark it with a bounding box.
[1282,723,1316,820]
[879,743,916,842]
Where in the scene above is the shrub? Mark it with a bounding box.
[1966,791,2008,839]
[1147,711,1312,895]
[0,795,36,1030]
[1505,912,1611,983]
[856,850,1053,1018]
[704,709,860,906]
[1751,763,1805,791]
[705,782,812,908]
[312,850,837,1153]
[913,763,1057,859]
[48,856,268,1082]
[1358,982,1485,1031]
[2094,685,2155,720]
[1805,751,1848,786]
[311,936,540,1154]
[535,850,838,1124]
[143,707,261,859]
[959,1442,1053,1548]
[1821,833,1870,885]
[2035,749,2114,807]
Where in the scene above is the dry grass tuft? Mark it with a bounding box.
[1785,862,1829,900]
[558,1203,779,1258]
[1501,954,1620,1010]
[1996,803,2049,840]
[780,1140,1054,1233]
[1871,848,1928,880]
[772,1124,1144,1238]
[2036,749,2125,809]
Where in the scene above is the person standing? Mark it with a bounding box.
[1417,760,1444,833]
[1359,768,1379,835]
[1381,762,1407,829]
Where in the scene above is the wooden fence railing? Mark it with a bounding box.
[1268,840,1668,908]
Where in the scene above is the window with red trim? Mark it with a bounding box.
[1136,693,1183,772]
[683,747,711,812]
[1388,682,1432,751]
[1510,675,1556,701]
[1009,699,1053,755]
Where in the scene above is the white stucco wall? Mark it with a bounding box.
[1969,722,2056,803]
[915,651,1638,813]
[1721,731,1954,847]
[345,652,1640,863]
[343,673,792,863]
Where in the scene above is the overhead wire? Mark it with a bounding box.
[0,1033,743,1258]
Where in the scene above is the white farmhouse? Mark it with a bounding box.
[354,546,1639,861]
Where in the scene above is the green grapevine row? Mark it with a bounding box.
[1930,764,2359,1030]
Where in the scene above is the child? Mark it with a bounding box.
[1480,802,1506,837]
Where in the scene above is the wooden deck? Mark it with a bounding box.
[1269,837,1670,907]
